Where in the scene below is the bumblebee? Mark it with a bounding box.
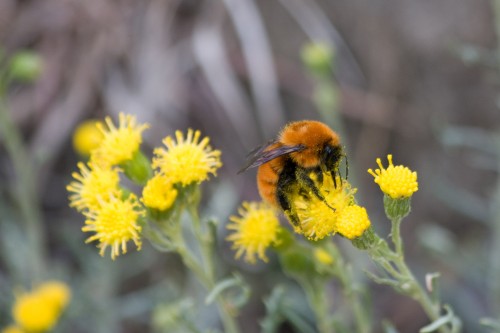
[239,120,346,226]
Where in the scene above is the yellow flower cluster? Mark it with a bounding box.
[294,173,370,241]
[3,281,71,333]
[68,113,222,259]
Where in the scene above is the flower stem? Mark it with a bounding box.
[368,222,457,333]
[185,203,240,333]
[0,99,46,280]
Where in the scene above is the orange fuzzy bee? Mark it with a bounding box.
[239,120,347,226]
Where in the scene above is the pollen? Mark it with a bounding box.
[66,162,121,212]
[91,113,149,167]
[335,205,371,240]
[152,129,222,186]
[82,193,145,260]
[368,154,418,199]
[226,202,281,264]
[141,174,178,211]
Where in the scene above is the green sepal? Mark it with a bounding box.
[122,150,152,185]
[383,195,411,221]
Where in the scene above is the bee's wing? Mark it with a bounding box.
[238,143,305,174]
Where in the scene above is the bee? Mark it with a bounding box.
[239,120,346,227]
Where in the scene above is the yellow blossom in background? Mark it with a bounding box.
[314,248,334,265]
[141,174,178,211]
[12,281,71,332]
[1,325,24,333]
[72,119,104,156]
[91,113,149,167]
[152,129,222,186]
[336,205,371,239]
[83,193,145,260]
[226,202,281,264]
[368,154,418,199]
[295,174,356,240]
[66,162,121,212]
[35,281,71,312]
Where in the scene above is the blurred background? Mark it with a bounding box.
[0,0,499,332]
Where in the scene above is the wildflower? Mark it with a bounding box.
[141,174,178,211]
[294,173,356,241]
[82,193,145,260]
[314,248,334,265]
[72,119,104,156]
[152,129,222,186]
[35,281,71,312]
[226,202,281,264]
[12,281,71,332]
[91,113,149,167]
[336,205,371,240]
[368,154,418,199]
[66,162,121,212]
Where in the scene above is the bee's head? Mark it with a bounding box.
[320,144,344,174]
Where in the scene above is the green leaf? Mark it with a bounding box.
[205,273,250,309]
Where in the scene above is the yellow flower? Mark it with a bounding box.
[66,162,121,212]
[82,193,145,260]
[141,174,178,211]
[1,325,24,333]
[91,113,149,167]
[72,119,104,156]
[35,281,71,312]
[314,248,334,265]
[336,205,371,239]
[294,174,356,241]
[152,129,222,186]
[12,281,71,332]
[226,202,281,264]
[368,154,418,199]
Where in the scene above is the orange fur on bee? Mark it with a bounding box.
[279,120,339,168]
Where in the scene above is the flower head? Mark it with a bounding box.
[226,202,281,264]
[368,154,418,199]
[336,205,371,239]
[82,193,145,260]
[12,281,71,332]
[35,281,71,312]
[152,129,222,186]
[72,119,104,156]
[91,113,149,167]
[66,162,121,212]
[294,173,356,241]
[141,174,178,211]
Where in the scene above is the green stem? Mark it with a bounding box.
[0,96,45,280]
[184,203,240,333]
[301,279,333,333]
[381,219,454,333]
[390,218,403,256]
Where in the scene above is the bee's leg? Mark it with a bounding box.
[276,186,300,227]
[296,168,336,211]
